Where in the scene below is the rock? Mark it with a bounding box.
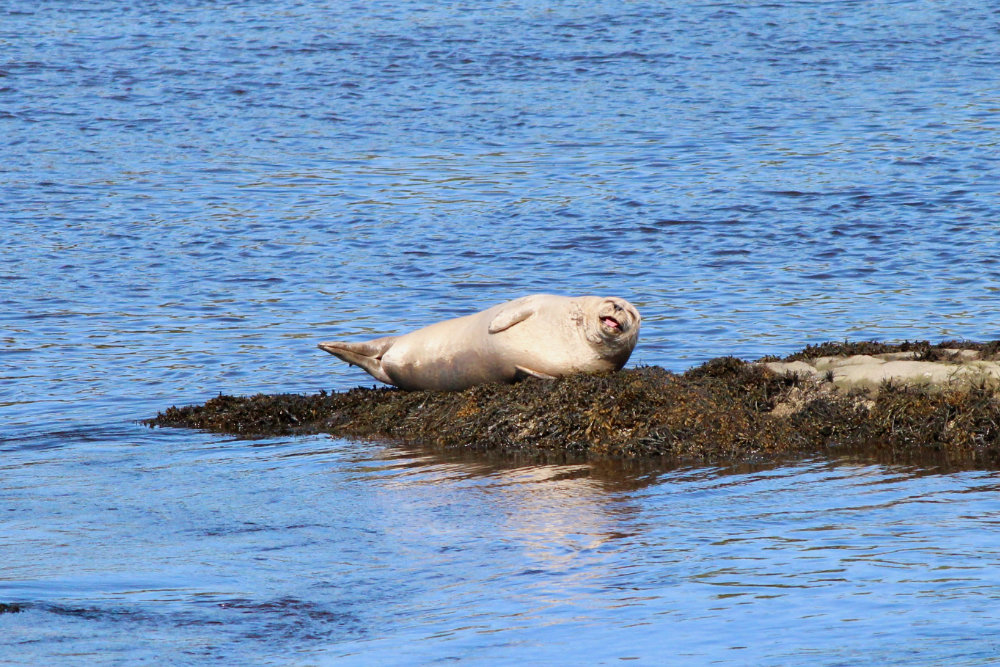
[764,350,1000,393]
[146,340,1000,470]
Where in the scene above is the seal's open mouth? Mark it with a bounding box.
[601,315,622,332]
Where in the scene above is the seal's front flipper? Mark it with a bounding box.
[514,365,558,381]
[318,336,398,385]
[488,304,536,334]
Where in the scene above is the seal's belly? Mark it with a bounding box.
[380,315,515,391]
[383,343,514,391]
[385,350,513,391]
[381,322,598,391]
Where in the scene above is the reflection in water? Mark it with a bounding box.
[384,459,622,589]
[313,445,1000,663]
[2,428,1000,664]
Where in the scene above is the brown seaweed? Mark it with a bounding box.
[146,341,1000,470]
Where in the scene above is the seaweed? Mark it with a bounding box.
[146,341,1000,469]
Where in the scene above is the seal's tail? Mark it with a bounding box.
[318,336,398,386]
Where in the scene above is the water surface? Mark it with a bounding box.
[2,1,1000,663]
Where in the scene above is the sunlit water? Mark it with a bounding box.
[3,1,1000,664]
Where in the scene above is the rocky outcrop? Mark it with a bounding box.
[147,341,1000,470]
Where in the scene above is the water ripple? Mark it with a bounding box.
[4,0,1000,663]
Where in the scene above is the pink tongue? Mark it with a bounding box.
[602,317,620,330]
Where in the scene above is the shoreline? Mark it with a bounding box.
[147,340,1000,470]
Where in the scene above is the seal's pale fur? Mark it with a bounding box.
[319,294,641,391]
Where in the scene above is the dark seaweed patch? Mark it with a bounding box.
[146,341,1000,470]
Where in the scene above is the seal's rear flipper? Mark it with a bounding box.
[318,336,398,385]
[514,365,558,381]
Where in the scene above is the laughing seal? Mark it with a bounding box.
[318,294,641,391]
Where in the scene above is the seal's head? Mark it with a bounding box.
[581,296,641,365]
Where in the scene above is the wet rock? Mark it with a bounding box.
[147,341,1000,469]
[763,349,1000,393]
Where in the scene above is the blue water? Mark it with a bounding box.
[3,1,1000,664]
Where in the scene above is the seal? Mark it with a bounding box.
[318,294,641,391]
